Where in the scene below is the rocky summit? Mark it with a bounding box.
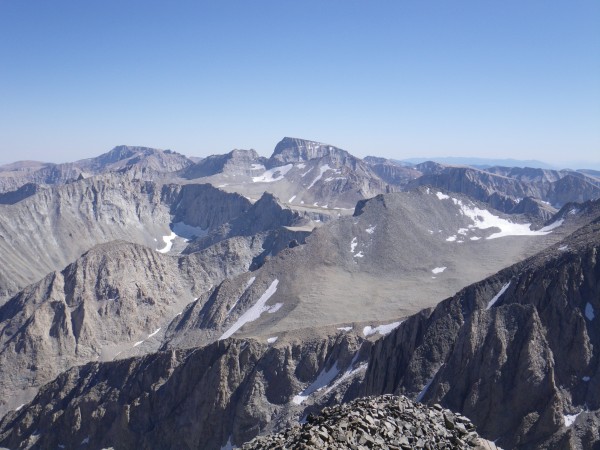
[243,394,491,450]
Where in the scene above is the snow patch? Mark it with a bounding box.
[15,403,25,411]
[350,237,358,253]
[446,235,457,242]
[470,236,481,241]
[585,302,595,321]
[416,377,434,402]
[559,245,569,251]
[363,321,402,337]
[292,362,341,405]
[436,192,450,200]
[81,436,90,445]
[252,164,293,183]
[337,326,352,331]
[133,340,144,347]
[288,195,296,203]
[365,225,376,234]
[431,267,446,274]
[583,376,591,382]
[157,232,176,253]
[486,282,511,309]
[307,164,332,189]
[267,336,278,344]
[148,328,161,338]
[564,412,581,427]
[296,163,306,169]
[354,251,364,258]
[454,198,558,240]
[245,276,256,289]
[220,436,234,450]
[219,280,280,340]
[539,219,564,232]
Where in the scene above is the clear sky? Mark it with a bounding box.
[1,1,598,166]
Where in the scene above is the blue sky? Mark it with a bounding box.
[1,1,598,166]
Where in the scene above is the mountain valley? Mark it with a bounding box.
[0,137,599,449]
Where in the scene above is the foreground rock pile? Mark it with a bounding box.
[243,394,490,449]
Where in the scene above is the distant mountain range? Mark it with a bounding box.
[1,137,600,448]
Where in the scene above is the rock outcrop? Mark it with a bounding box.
[243,394,488,449]
[0,332,366,450]
[361,214,600,449]
[0,176,253,302]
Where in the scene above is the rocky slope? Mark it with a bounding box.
[0,146,192,194]
[361,210,600,449]
[1,200,599,449]
[182,149,266,179]
[0,331,367,449]
[161,187,581,350]
[0,175,253,302]
[0,235,281,415]
[243,394,487,449]
[182,137,395,210]
[363,155,422,188]
[409,163,600,213]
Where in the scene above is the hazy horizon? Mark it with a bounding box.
[1,1,598,167]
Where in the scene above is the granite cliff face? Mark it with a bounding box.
[0,332,367,450]
[0,176,253,303]
[0,236,273,415]
[361,214,600,449]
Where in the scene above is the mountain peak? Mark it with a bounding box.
[270,137,350,164]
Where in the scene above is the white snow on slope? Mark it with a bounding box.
[363,321,402,337]
[354,251,364,258]
[486,282,511,309]
[219,280,280,340]
[252,164,293,183]
[350,237,358,253]
[454,198,561,240]
[559,245,569,251]
[446,236,457,242]
[267,336,278,344]
[220,436,234,450]
[288,195,296,203]
[337,326,353,331]
[323,352,365,396]
[539,219,564,232]
[148,328,161,338]
[416,377,435,402]
[436,192,450,200]
[585,302,595,321]
[365,225,376,234]
[133,340,144,347]
[157,232,176,253]
[307,164,332,189]
[432,267,446,274]
[292,362,341,404]
[564,412,581,427]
